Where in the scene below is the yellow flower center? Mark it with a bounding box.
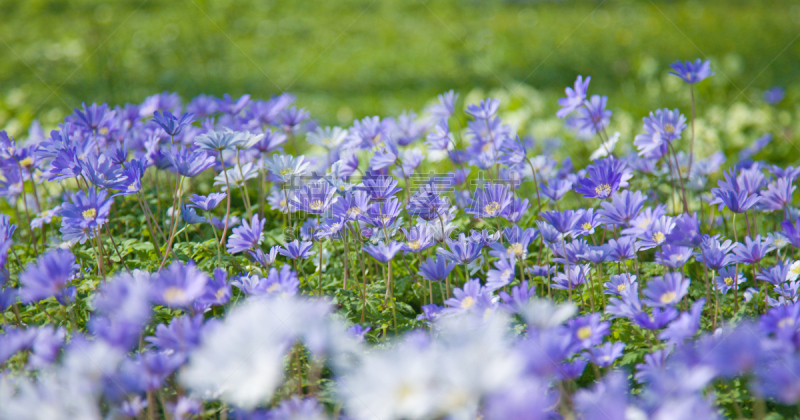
[380,215,392,224]
[19,157,33,167]
[99,127,109,135]
[407,240,422,250]
[482,142,493,152]
[128,183,137,191]
[509,243,525,257]
[460,296,476,309]
[41,210,51,218]
[501,269,512,281]
[267,283,280,293]
[660,291,677,304]
[484,202,501,215]
[791,266,800,276]
[675,254,684,261]
[279,200,287,207]
[279,168,293,175]
[577,326,592,340]
[779,317,795,329]
[664,123,675,133]
[652,232,665,244]
[724,277,734,286]
[582,222,593,231]
[617,284,627,292]
[215,288,227,300]
[595,184,611,196]
[163,287,186,304]
[308,200,324,211]
[635,217,652,229]
[347,207,362,217]
[82,208,97,220]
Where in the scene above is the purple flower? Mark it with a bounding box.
[290,181,338,215]
[557,75,591,118]
[730,235,774,265]
[80,153,126,190]
[585,342,625,368]
[437,233,482,265]
[716,266,742,295]
[759,176,795,212]
[485,257,516,291]
[417,255,456,282]
[278,240,315,260]
[567,313,610,351]
[634,109,687,159]
[599,190,646,226]
[643,273,690,307]
[659,298,705,343]
[197,268,231,307]
[465,183,513,219]
[759,302,800,340]
[466,98,500,120]
[574,157,626,199]
[269,396,325,420]
[72,102,115,132]
[757,260,792,286]
[359,174,402,201]
[152,111,194,137]
[181,205,207,225]
[59,189,114,244]
[349,325,371,342]
[541,209,584,235]
[498,280,537,313]
[443,279,492,315]
[363,241,404,264]
[501,196,530,223]
[362,197,402,230]
[664,212,703,248]
[669,59,714,84]
[568,95,611,138]
[429,90,458,119]
[783,217,800,248]
[655,244,693,268]
[400,226,435,253]
[226,214,265,254]
[539,177,573,202]
[210,215,240,231]
[146,314,204,354]
[18,249,77,303]
[552,264,590,290]
[150,261,209,308]
[426,119,453,150]
[167,147,215,177]
[763,87,785,105]
[740,133,774,161]
[188,193,227,212]
[632,306,678,330]
[607,236,640,261]
[710,169,762,213]
[697,236,734,270]
[755,353,800,405]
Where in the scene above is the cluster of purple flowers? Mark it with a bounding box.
[0,56,799,419]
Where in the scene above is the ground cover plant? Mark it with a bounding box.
[0,58,799,419]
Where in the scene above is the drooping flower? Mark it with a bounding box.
[363,241,404,264]
[194,129,247,152]
[437,233,482,265]
[278,240,316,260]
[417,255,456,282]
[568,95,611,138]
[188,193,227,212]
[167,146,215,177]
[358,174,402,202]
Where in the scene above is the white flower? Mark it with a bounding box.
[788,261,800,282]
[590,131,620,161]
[307,126,348,149]
[213,162,259,191]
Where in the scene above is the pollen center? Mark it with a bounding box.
[595,184,611,196]
[347,207,362,217]
[484,202,501,215]
[279,168,293,176]
[82,208,97,220]
[779,317,795,329]
[664,123,675,133]
[509,243,525,257]
[577,326,592,340]
[660,291,677,304]
[724,277,734,286]
[407,240,422,250]
[163,287,186,304]
[652,232,665,244]
[582,222,592,231]
[460,296,476,309]
[308,200,324,211]
[617,284,627,292]
[19,157,33,167]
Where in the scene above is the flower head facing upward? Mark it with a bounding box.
[60,189,114,244]
[643,273,690,307]
[19,249,77,303]
[574,157,626,199]
[465,183,513,219]
[669,59,714,84]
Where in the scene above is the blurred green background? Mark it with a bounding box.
[1,0,799,133]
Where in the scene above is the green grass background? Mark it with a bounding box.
[1,0,799,131]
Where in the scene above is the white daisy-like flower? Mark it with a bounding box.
[590,131,620,161]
